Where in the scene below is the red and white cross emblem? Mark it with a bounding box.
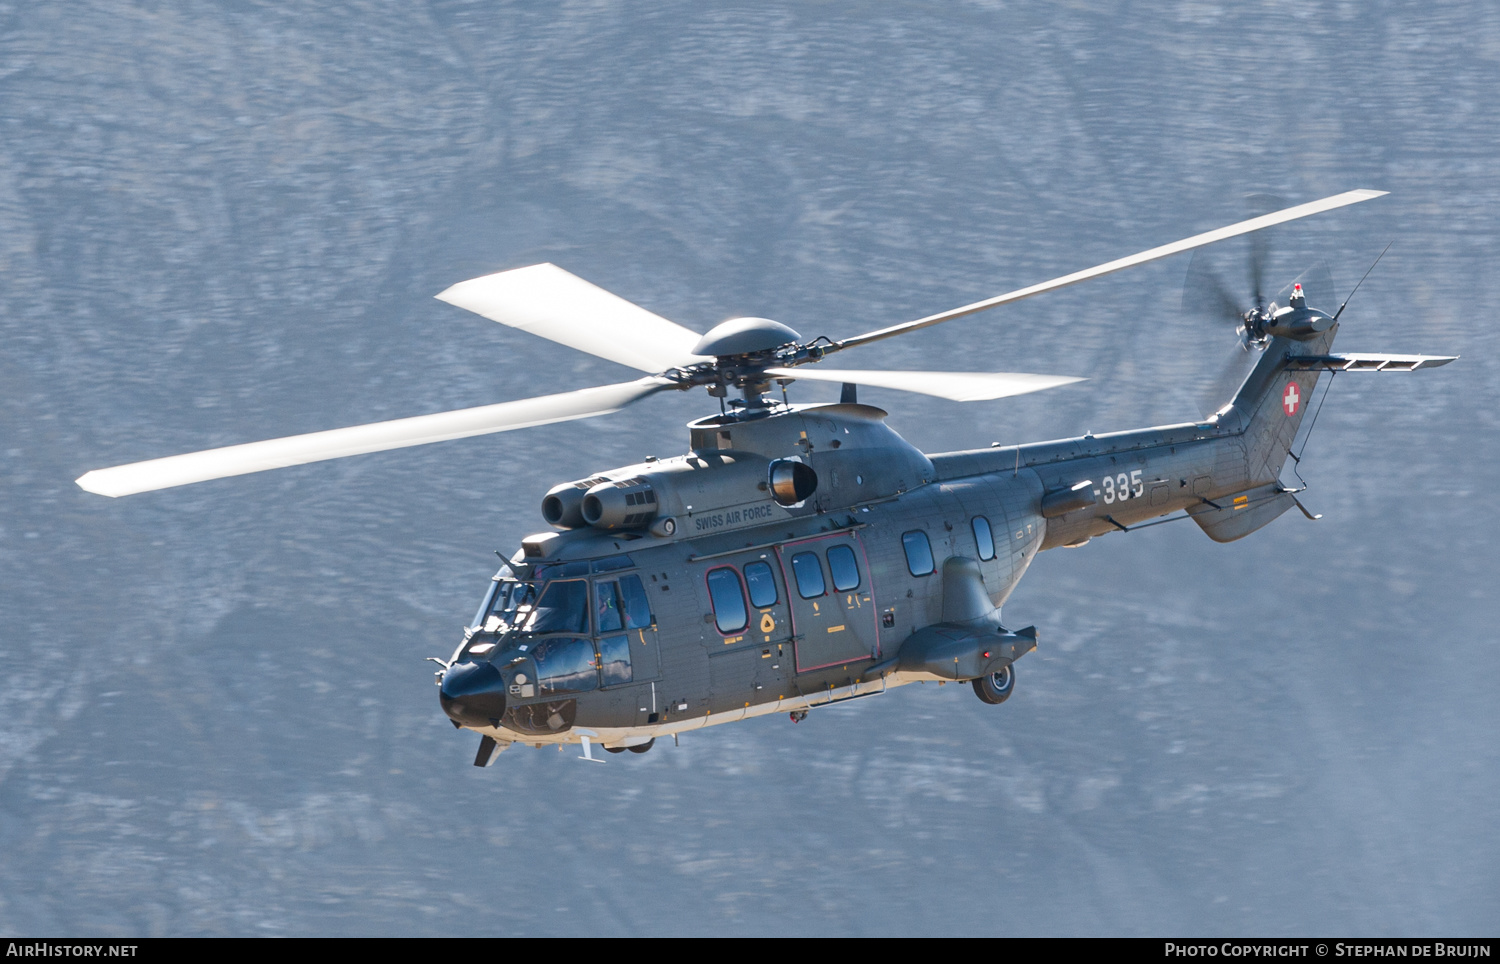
[1283,381,1301,417]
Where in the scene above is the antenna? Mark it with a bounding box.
[1332,241,1393,322]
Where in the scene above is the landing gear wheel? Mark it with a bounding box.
[604,745,626,754]
[972,664,1015,705]
[627,738,655,754]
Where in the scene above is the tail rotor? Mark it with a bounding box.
[1182,195,1338,416]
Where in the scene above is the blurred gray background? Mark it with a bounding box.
[1,0,1495,937]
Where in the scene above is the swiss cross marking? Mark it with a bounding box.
[1282,381,1301,417]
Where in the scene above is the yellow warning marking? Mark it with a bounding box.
[1233,495,1249,510]
[760,612,776,634]
[827,625,846,633]
[724,635,742,645]
[812,601,820,613]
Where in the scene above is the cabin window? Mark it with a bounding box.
[972,516,995,562]
[532,636,599,693]
[595,580,624,633]
[902,530,935,576]
[791,551,827,599]
[826,544,860,592]
[597,634,633,686]
[706,567,749,634]
[743,561,779,608]
[527,579,591,634]
[618,574,653,629]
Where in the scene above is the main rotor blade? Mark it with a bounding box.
[1245,194,1287,310]
[834,189,1386,352]
[436,263,708,373]
[766,367,1083,402]
[76,377,671,497]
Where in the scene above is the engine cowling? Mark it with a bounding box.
[541,476,609,529]
[581,477,659,529]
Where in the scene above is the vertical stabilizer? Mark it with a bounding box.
[1228,327,1337,487]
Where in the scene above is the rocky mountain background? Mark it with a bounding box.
[1,0,1495,936]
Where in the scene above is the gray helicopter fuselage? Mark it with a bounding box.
[440,328,1338,752]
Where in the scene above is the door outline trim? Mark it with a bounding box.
[775,531,882,673]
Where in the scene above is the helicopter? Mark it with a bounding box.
[76,189,1455,766]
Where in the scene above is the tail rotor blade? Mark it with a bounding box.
[1278,261,1336,311]
[76,377,671,497]
[1182,249,1244,327]
[1199,344,1262,418]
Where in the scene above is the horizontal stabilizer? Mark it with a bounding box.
[1187,483,1296,543]
[1284,353,1457,372]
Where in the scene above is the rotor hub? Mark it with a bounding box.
[692,317,802,359]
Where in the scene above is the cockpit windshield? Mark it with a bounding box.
[474,572,532,634]
[469,555,637,638]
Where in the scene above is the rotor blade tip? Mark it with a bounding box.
[75,472,119,497]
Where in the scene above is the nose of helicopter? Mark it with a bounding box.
[439,660,507,728]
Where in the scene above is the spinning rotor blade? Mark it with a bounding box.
[1278,262,1335,311]
[1200,347,1261,418]
[436,263,708,373]
[834,190,1386,352]
[1245,194,1285,310]
[76,377,671,497]
[766,367,1083,402]
[1182,250,1244,328]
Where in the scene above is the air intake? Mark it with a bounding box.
[541,476,610,528]
[768,459,817,507]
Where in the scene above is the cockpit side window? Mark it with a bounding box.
[598,634,633,686]
[618,574,653,630]
[527,579,590,635]
[533,636,599,693]
[596,580,624,633]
